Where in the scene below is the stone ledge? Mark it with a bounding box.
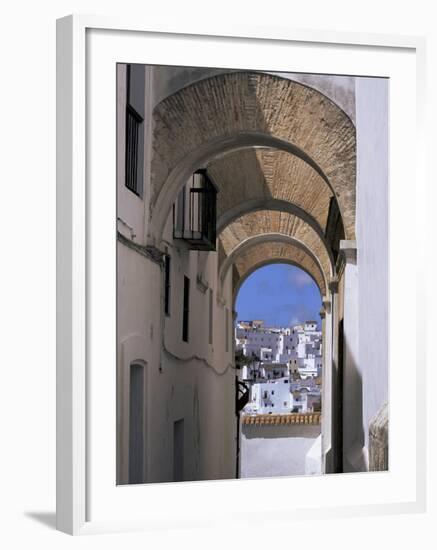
[241,412,321,426]
[117,231,164,265]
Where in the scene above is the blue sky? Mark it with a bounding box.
[235,264,322,329]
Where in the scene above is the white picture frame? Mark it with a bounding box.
[56,14,427,535]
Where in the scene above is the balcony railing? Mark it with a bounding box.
[173,170,217,251]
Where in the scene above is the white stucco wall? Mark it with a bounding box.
[117,210,237,484]
[117,64,237,485]
[117,64,150,245]
[355,77,389,462]
[240,423,321,478]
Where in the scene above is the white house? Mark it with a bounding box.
[291,388,321,413]
[250,378,291,414]
[236,321,323,380]
[235,321,323,379]
[298,356,323,379]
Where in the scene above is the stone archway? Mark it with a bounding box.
[220,232,329,295]
[229,240,327,298]
[149,72,356,245]
[218,210,333,282]
[232,257,326,306]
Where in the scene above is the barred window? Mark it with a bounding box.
[182,276,190,342]
[125,65,144,197]
[164,254,171,316]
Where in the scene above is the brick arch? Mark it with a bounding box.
[220,233,329,297]
[150,72,356,244]
[230,241,327,298]
[211,148,334,233]
[217,196,326,241]
[218,210,333,282]
[232,259,324,313]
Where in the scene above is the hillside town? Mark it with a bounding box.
[236,320,323,415]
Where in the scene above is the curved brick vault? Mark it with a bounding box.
[231,241,327,297]
[211,148,333,233]
[151,71,356,241]
[218,210,332,283]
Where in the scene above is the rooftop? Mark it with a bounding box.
[241,412,321,426]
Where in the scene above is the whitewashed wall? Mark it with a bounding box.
[240,424,321,477]
[117,64,237,484]
[355,77,389,465]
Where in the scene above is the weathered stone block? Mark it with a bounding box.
[369,402,389,471]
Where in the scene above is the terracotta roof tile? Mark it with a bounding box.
[241,412,321,426]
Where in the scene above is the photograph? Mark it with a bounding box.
[0,0,432,544]
[116,64,389,485]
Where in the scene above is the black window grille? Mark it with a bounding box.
[124,65,144,196]
[173,170,217,250]
[125,106,143,194]
[182,276,190,342]
[164,254,171,316]
[208,289,213,346]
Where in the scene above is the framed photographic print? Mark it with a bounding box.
[56,15,426,535]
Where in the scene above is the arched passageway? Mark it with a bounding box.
[234,263,324,478]
[148,71,355,248]
[116,63,388,486]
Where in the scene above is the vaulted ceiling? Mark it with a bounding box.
[210,148,333,231]
[151,71,356,298]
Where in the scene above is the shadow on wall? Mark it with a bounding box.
[340,326,367,473]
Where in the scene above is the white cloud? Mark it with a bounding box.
[288,269,313,288]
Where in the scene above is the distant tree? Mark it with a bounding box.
[234,349,259,369]
[234,349,246,369]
